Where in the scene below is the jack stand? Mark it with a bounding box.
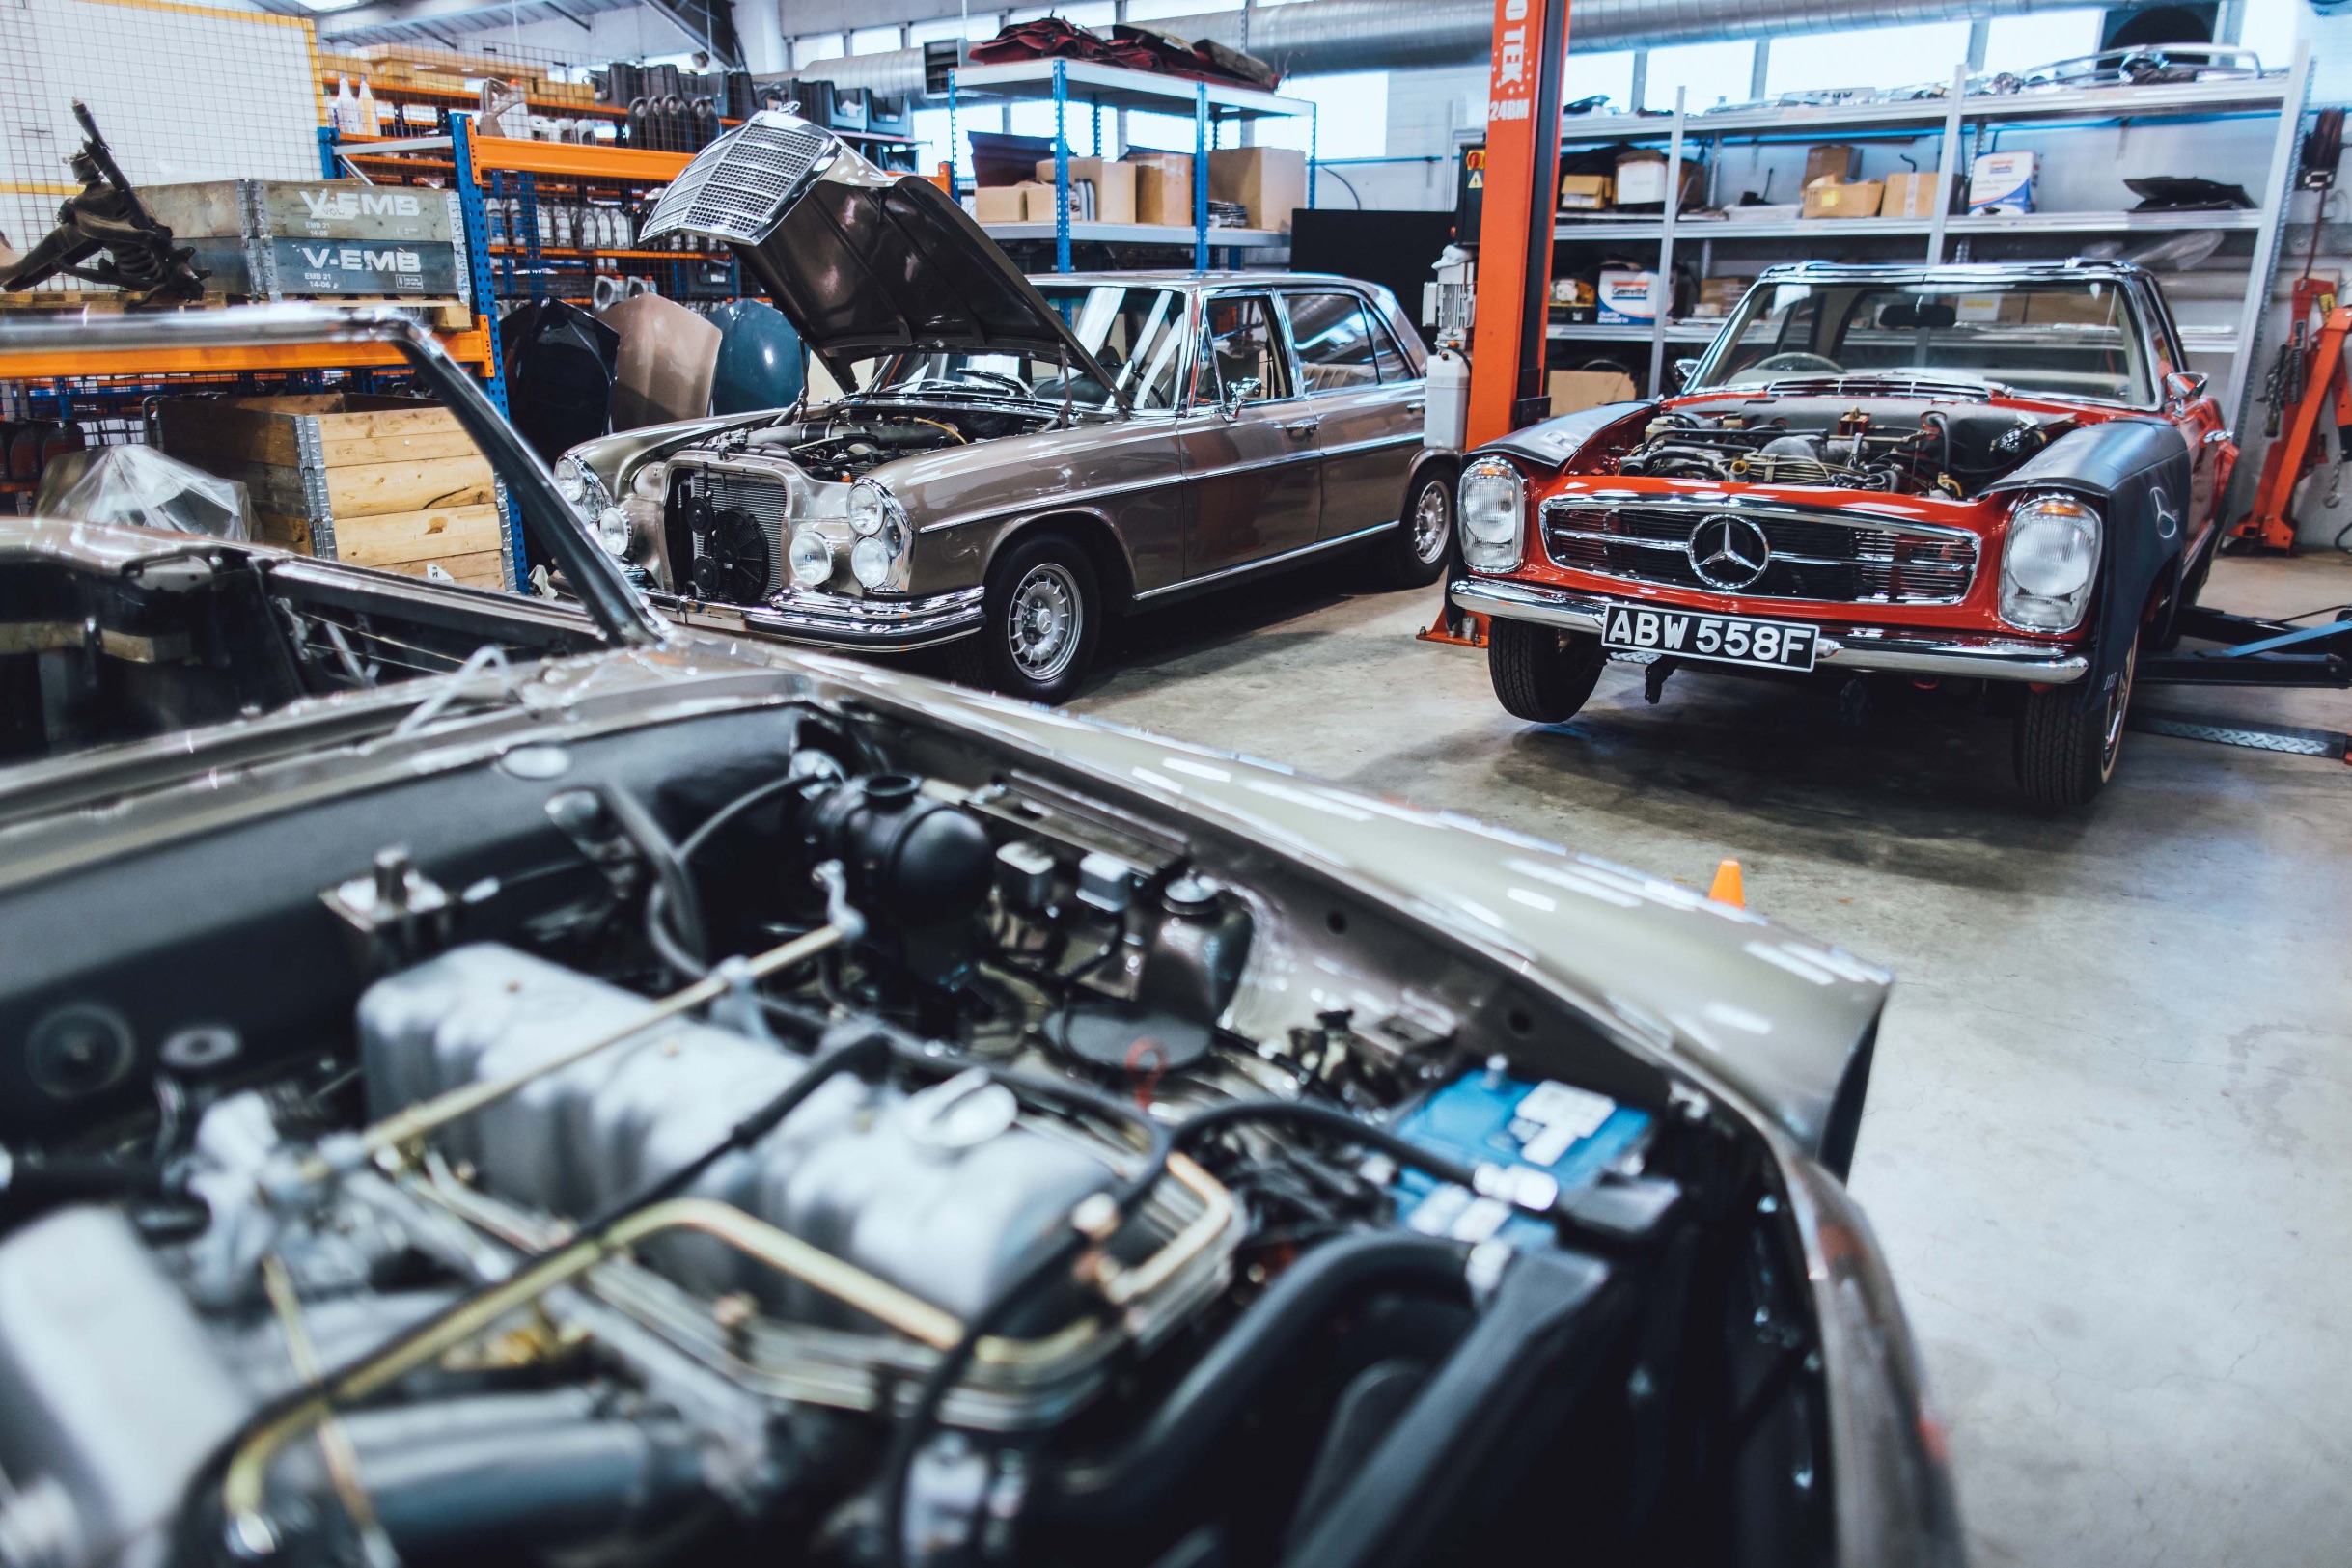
[1644,657,1676,704]
[1417,601,1488,647]
[1837,676,1873,728]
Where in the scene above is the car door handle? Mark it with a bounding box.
[1284,420,1319,437]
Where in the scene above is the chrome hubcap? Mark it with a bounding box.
[1007,564,1081,681]
[1411,482,1450,563]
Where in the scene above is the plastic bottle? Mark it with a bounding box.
[332,76,360,135]
[357,78,379,137]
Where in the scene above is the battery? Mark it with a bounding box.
[1388,1067,1650,1247]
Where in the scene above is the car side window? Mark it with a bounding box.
[1286,291,1380,392]
[1365,311,1416,384]
[1197,294,1290,406]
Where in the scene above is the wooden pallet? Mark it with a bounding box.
[0,291,473,330]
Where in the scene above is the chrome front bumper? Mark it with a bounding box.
[660,587,985,651]
[1451,576,2089,685]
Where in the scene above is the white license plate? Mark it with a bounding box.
[1600,605,1819,673]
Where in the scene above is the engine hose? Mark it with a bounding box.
[1034,1231,1473,1521]
[0,1146,180,1234]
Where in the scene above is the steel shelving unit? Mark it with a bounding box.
[946,58,1316,272]
[1521,44,2312,435]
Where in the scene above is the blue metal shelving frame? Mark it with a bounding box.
[947,60,1314,275]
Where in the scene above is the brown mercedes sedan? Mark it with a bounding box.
[561,114,1453,701]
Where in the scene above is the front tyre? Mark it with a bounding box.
[2014,642,2135,808]
[1370,469,1453,589]
[1488,619,1606,722]
[946,531,1102,703]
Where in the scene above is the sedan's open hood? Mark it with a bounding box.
[640,112,1121,399]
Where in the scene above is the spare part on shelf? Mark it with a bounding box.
[708,298,807,414]
[602,292,722,430]
[0,102,204,301]
[502,298,620,461]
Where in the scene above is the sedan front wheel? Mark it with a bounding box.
[948,531,1102,703]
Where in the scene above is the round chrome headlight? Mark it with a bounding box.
[847,480,889,537]
[595,504,631,558]
[1458,455,1526,572]
[788,529,834,588]
[553,456,588,508]
[849,535,895,589]
[2000,493,2101,631]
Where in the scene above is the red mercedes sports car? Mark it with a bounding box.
[1449,261,2233,807]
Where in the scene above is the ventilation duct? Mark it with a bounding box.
[798,0,2180,101]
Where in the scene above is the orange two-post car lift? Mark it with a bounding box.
[1419,0,1567,648]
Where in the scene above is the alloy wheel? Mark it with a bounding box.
[1008,562,1082,681]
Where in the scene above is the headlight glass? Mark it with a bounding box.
[844,481,912,591]
[847,481,888,537]
[2000,493,2101,631]
[1458,455,1525,572]
[553,456,587,507]
[595,505,631,558]
[849,535,894,589]
[788,529,834,588]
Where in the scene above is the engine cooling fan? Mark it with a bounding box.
[690,507,772,601]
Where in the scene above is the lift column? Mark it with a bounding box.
[1465,0,1568,447]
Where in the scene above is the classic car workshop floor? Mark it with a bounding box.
[1057,552,2352,1568]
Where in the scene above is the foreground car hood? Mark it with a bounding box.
[641,112,1120,392]
[804,657,1892,1170]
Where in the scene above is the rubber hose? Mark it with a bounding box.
[1036,1231,1472,1520]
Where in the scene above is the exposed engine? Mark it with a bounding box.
[0,701,1811,1568]
[657,406,1055,598]
[1613,396,2070,497]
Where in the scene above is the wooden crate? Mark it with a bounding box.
[154,395,509,590]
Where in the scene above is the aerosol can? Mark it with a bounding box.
[1421,244,1476,452]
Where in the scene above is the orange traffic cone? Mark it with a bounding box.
[1707,858,1744,908]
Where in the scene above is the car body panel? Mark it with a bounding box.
[1458,261,2230,704]
[567,270,1425,648]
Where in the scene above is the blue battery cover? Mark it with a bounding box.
[1388,1069,1650,1246]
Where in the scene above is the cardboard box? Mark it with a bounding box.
[1549,368,1638,416]
[1802,177,1884,219]
[1597,268,1662,326]
[1804,145,1861,187]
[1952,292,2030,325]
[1036,157,1137,225]
[1969,151,2036,215]
[2025,289,2120,326]
[1558,173,1612,211]
[973,183,1027,224]
[1694,276,1752,317]
[1125,151,1194,226]
[1208,146,1306,233]
[1881,171,1941,219]
[1018,181,1060,223]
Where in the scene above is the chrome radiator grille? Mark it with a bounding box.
[641,113,836,246]
[668,462,790,595]
[1540,499,1978,606]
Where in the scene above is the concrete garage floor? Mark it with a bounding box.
[1065,552,2352,1567]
